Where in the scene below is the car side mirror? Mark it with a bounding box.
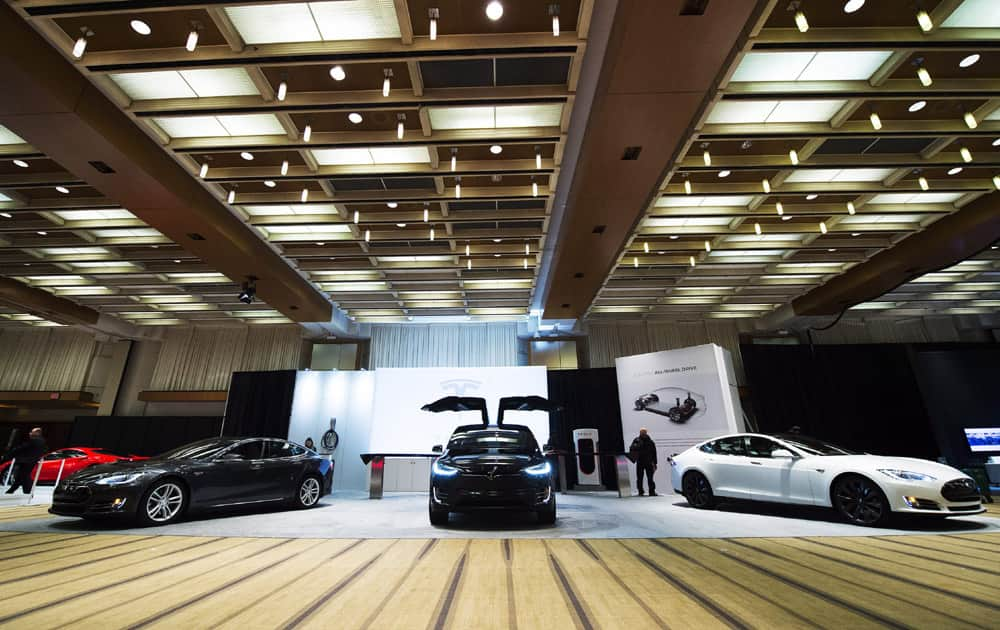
[772,449,796,459]
[431,445,443,453]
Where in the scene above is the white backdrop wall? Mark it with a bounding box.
[368,323,519,368]
[0,328,96,390]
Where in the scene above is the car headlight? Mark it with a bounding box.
[432,460,459,477]
[877,469,936,482]
[524,461,552,477]
[93,472,145,486]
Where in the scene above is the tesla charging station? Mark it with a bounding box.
[572,428,601,486]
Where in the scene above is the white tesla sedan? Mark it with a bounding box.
[669,433,985,526]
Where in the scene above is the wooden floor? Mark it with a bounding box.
[0,505,997,629]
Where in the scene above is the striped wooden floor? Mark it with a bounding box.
[0,525,997,629]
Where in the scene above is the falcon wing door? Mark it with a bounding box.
[496,396,560,426]
[421,396,489,426]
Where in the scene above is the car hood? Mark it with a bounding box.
[444,453,540,473]
[68,459,172,481]
[821,455,967,480]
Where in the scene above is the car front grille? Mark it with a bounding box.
[947,504,982,512]
[941,478,980,502]
[54,485,92,504]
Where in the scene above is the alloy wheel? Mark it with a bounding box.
[683,473,712,508]
[834,477,885,525]
[145,482,183,522]
[299,477,321,506]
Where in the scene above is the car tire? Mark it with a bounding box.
[137,478,186,526]
[832,474,891,527]
[294,475,322,509]
[537,494,557,525]
[682,471,716,509]
[429,499,449,526]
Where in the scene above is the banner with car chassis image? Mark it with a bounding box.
[616,344,744,465]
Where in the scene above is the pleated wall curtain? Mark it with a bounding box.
[148,325,303,391]
[0,328,97,390]
[368,322,518,368]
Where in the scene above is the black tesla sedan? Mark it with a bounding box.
[50,437,332,525]
[424,396,557,526]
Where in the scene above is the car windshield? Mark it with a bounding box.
[773,434,859,456]
[447,430,537,454]
[159,439,238,460]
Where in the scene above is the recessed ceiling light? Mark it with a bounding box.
[669,235,679,240]
[718,170,731,178]
[490,144,502,154]
[908,100,926,113]
[947,167,963,175]
[843,0,865,13]
[387,202,398,208]
[851,232,861,237]
[993,138,1000,147]
[396,223,406,228]
[806,194,818,200]
[348,112,363,124]
[173,259,181,263]
[240,151,254,161]
[494,253,501,258]
[828,248,837,252]
[329,65,346,81]
[130,20,151,36]
[781,215,792,221]
[0,212,10,218]
[55,186,69,194]
[493,238,502,243]
[486,1,503,21]
[37,231,47,235]
[959,53,981,68]
[13,159,28,168]
[264,180,276,188]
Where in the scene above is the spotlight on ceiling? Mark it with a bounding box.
[238,277,257,304]
[186,25,200,52]
[916,10,933,32]
[428,7,439,40]
[382,68,393,97]
[486,1,503,21]
[72,27,93,59]
[550,4,560,37]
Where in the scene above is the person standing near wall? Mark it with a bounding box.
[2,427,47,494]
[630,427,658,496]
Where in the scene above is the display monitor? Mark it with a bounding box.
[963,428,1000,453]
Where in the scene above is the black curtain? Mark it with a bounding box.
[547,368,623,490]
[223,370,297,438]
[909,344,1000,465]
[67,416,222,456]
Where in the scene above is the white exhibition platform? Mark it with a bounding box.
[2,489,997,540]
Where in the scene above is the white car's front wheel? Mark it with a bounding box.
[832,475,890,527]
[682,471,716,509]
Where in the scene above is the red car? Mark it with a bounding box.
[0,447,147,484]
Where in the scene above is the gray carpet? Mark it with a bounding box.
[2,490,997,539]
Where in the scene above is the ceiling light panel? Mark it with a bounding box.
[645,217,734,227]
[111,69,259,100]
[785,168,895,182]
[241,204,340,216]
[705,100,851,124]
[0,125,25,145]
[766,100,847,123]
[656,195,753,207]
[53,209,136,221]
[226,1,400,45]
[427,104,563,130]
[153,114,286,138]
[731,51,892,82]
[941,0,1000,28]
[310,146,431,165]
[868,192,964,204]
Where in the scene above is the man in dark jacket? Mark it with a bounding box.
[631,427,658,496]
[3,427,46,494]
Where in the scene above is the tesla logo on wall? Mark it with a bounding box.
[439,379,482,395]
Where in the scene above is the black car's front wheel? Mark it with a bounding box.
[138,479,186,526]
[294,475,322,509]
[536,493,557,525]
[429,498,449,526]
[832,474,890,527]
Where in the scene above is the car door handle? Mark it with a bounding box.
[750,461,762,465]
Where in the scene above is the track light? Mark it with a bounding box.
[689,256,696,267]
[918,176,929,191]
[354,210,359,223]
[382,68,393,97]
[819,221,828,234]
[789,149,799,165]
[227,188,236,204]
[960,147,973,163]
[633,256,638,268]
[523,258,528,269]
[486,1,503,21]
[424,206,430,222]
[550,4,560,37]
[702,150,712,166]
[428,8,439,40]
[963,111,978,129]
[754,222,762,235]
[535,146,542,169]
[869,111,882,130]
[364,229,370,242]
[704,241,711,252]
[467,259,472,270]
[455,177,461,199]
[794,10,809,33]
[643,241,650,254]
[684,179,692,195]
[847,201,856,215]
[239,277,257,304]
[465,244,471,256]
[277,80,287,101]
[430,227,435,241]
[73,27,93,59]
[397,114,406,139]
[281,160,289,176]
[525,242,530,256]
[329,65,346,81]
[450,148,457,172]
[916,66,932,87]
[916,10,933,32]
[776,201,784,216]
[532,179,538,197]
[301,188,309,202]
[186,28,199,52]
[993,175,1000,191]
[199,163,208,178]
[302,125,312,142]
[762,178,771,194]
